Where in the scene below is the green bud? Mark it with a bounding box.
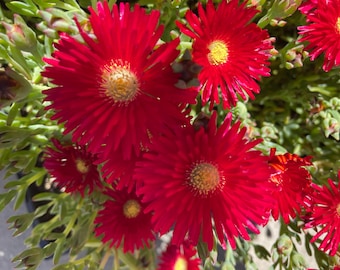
[270,47,279,57]
[46,7,73,24]
[277,234,293,256]
[292,252,307,268]
[170,30,179,39]
[293,55,303,68]
[2,14,37,53]
[38,10,53,24]
[261,123,278,139]
[302,50,309,58]
[52,19,77,33]
[38,8,78,35]
[36,21,47,33]
[277,20,287,27]
[285,62,295,70]
[324,118,340,140]
[294,44,304,53]
[329,97,340,110]
[43,28,59,39]
[270,19,279,27]
[285,50,297,61]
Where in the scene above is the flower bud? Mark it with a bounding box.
[39,8,77,34]
[285,50,297,61]
[285,62,295,70]
[270,19,279,27]
[293,54,303,68]
[43,28,59,39]
[291,252,306,268]
[38,10,53,24]
[51,19,77,33]
[2,14,37,53]
[277,20,287,27]
[277,234,293,256]
[330,97,340,110]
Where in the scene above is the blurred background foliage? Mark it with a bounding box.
[0,0,339,269]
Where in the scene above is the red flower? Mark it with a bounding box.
[43,139,101,196]
[177,0,272,109]
[305,172,340,256]
[298,0,318,16]
[136,112,273,250]
[268,149,313,223]
[94,186,154,253]
[157,241,201,270]
[298,0,340,71]
[97,148,139,192]
[43,1,196,160]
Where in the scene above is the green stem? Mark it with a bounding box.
[279,256,283,270]
[99,249,112,270]
[113,248,119,270]
[63,196,83,236]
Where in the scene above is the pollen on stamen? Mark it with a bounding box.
[174,256,188,270]
[208,40,229,66]
[270,172,283,186]
[188,162,221,195]
[75,159,89,174]
[101,60,140,104]
[336,17,340,33]
[336,203,340,217]
[123,199,141,219]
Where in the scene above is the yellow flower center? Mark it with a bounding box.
[75,159,89,174]
[270,172,283,186]
[208,40,229,65]
[336,203,340,217]
[189,162,220,195]
[336,17,340,33]
[174,256,188,270]
[101,60,139,104]
[123,199,141,219]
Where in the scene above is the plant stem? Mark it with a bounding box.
[99,249,111,270]
[63,196,84,236]
[113,248,119,270]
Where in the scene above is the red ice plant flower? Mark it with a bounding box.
[177,0,272,109]
[157,241,201,270]
[136,112,274,250]
[305,172,340,256]
[97,147,139,192]
[298,0,340,71]
[298,0,318,16]
[268,148,313,223]
[43,1,196,160]
[43,139,101,196]
[94,186,154,253]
